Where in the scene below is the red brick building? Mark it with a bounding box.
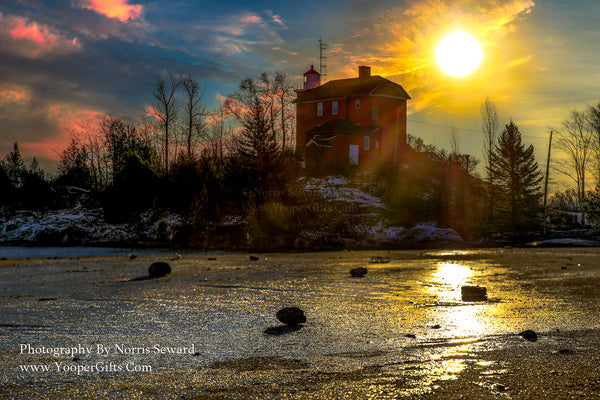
[295,65,411,169]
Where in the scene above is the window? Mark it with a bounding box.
[364,136,370,151]
[372,105,379,120]
[375,140,379,148]
[355,99,360,109]
[317,102,323,116]
[332,101,338,115]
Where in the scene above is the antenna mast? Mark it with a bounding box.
[319,37,327,82]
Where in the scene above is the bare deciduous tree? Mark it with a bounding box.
[587,101,600,185]
[554,109,594,222]
[481,98,500,224]
[481,98,499,182]
[179,75,206,158]
[274,71,295,152]
[150,73,180,171]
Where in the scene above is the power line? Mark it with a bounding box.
[407,118,550,139]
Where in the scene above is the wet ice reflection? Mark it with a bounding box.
[428,262,486,338]
[431,262,472,301]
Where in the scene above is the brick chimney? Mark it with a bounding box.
[358,66,371,79]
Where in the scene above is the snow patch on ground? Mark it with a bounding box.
[0,209,188,245]
[366,222,462,244]
[301,175,384,209]
[0,209,134,244]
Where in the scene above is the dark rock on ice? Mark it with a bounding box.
[519,329,538,342]
[461,285,487,301]
[148,262,171,277]
[350,267,368,277]
[276,307,306,325]
[557,348,573,355]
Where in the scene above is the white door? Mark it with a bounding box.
[349,145,359,165]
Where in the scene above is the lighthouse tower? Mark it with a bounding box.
[303,65,320,90]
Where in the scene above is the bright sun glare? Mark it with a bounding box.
[436,31,483,78]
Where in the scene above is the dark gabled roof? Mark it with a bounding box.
[296,75,410,102]
[306,119,380,136]
[306,136,334,148]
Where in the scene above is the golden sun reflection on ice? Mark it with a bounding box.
[429,262,486,336]
[433,262,472,287]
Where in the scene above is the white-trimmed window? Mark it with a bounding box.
[355,99,360,109]
[364,136,370,151]
[375,139,379,148]
[317,102,323,116]
[372,105,379,120]
[332,101,338,115]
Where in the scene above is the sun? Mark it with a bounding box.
[436,31,483,78]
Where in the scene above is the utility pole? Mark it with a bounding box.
[543,130,553,235]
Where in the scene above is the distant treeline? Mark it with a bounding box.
[2,74,599,244]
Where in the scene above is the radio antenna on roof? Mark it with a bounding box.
[319,37,327,81]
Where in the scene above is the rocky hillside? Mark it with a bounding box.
[0,176,463,249]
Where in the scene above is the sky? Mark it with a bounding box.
[1,0,599,189]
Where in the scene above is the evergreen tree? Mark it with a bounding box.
[3,142,25,185]
[28,157,44,179]
[57,138,93,189]
[21,157,52,209]
[489,121,542,233]
[0,163,14,205]
[226,77,280,191]
[582,184,600,225]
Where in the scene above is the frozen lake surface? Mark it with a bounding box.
[0,246,190,259]
[1,248,599,399]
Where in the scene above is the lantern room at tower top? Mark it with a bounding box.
[303,65,321,90]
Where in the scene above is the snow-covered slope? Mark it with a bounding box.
[0,175,462,248]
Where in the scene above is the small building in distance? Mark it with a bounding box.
[295,65,411,171]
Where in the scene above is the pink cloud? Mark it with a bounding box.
[0,89,29,103]
[9,17,57,46]
[241,14,262,24]
[145,105,164,121]
[264,10,285,27]
[271,14,284,26]
[20,105,106,160]
[83,0,143,22]
[1,15,80,58]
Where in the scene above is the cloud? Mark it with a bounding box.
[19,105,104,160]
[207,11,287,56]
[81,0,143,22]
[0,13,80,58]
[9,17,57,45]
[264,10,286,28]
[144,105,162,121]
[329,0,536,113]
[0,85,31,106]
[241,14,263,25]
